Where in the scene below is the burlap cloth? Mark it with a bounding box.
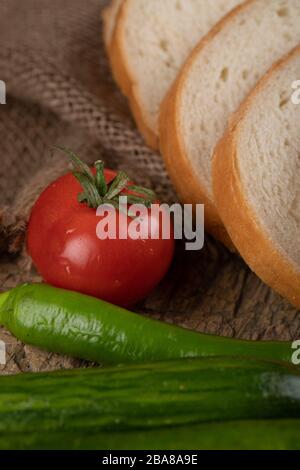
[0,0,299,375]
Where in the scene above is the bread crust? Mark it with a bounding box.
[102,0,121,51]
[104,0,159,149]
[213,45,300,308]
[159,1,255,247]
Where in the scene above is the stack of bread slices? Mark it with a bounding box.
[103,0,300,308]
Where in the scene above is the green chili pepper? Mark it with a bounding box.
[0,283,295,365]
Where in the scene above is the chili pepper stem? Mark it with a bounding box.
[0,290,10,317]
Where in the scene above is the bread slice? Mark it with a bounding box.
[160,0,300,244]
[213,45,300,307]
[103,0,241,149]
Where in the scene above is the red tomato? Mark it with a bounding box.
[27,169,175,307]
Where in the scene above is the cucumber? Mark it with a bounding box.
[1,357,300,449]
[1,420,299,450]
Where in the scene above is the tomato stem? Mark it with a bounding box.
[94,161,107,197]
[55,147,157,213]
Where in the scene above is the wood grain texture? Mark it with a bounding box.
[1,234,299,375]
